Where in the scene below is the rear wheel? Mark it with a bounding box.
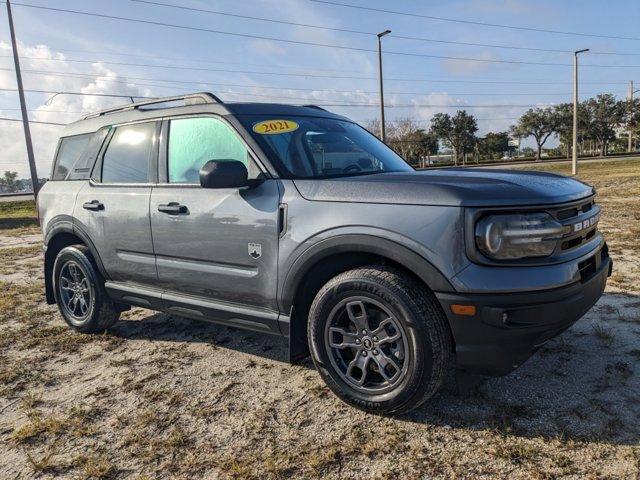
[308,266,451,414]
[53,245,119,333]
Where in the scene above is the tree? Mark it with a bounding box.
[364,118,381,139]
[0,171,19,193]
[365,118,438,166]
[510,107,558,161]
[622,97,640,152]
[477,132,512,160]
[584,94,625,156]
[430,110,477,165]
[387,118,438,166]
[553,102,592,159]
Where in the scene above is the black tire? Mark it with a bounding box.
[52,245,120,333]
[308,266,452,414]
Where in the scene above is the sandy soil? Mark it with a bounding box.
[0,161,639,479]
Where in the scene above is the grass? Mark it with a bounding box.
[0,164,639,479]
[0,199,39,234]
[0,200,36,219]
[592,322,615,346]
[0,244,42,275]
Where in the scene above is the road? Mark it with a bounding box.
[477,155,640,169]
[0,194,33,202]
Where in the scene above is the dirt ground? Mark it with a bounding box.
[0,159,639,479]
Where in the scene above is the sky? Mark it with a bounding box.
[1,0,639,178]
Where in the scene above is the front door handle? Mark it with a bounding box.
[158,202,188,215]
[83,200,104,211]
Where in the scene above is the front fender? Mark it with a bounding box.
[279,231,454,313]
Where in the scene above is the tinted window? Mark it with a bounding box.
[238,115,413,179]
[52,134,92,180]
[168,117,254,183]
[67,129,110,180]
[102,122,156,183]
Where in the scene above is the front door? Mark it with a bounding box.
[74,121,159,285]
[150,115,280,317]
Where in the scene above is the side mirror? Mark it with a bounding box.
[199,160,248,189]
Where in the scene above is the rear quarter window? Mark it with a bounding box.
[51,134,92,180]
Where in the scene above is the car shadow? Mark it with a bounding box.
[407,293,640,446]
[110,311,292,364]
[109,293,640,446]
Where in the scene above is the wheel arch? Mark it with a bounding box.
[282,234,454,362]
[44,222,109,304]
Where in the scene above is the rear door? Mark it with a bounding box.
[74,120,159,285]
[150,115,281,318]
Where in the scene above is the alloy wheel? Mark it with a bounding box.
[58,260,92,322]
[324,297,409,394]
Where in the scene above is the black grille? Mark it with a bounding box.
[556,200,593,220]
[578,255,597,281]
[547,197,600,253]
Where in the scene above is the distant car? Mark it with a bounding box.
[38,93,611,414]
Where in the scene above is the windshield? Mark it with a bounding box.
[237,115,413,179]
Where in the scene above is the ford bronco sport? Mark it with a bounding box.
[38,93,612,414]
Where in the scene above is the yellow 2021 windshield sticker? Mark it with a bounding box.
[253,119,299,135]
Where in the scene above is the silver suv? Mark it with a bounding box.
[38,93,612,413]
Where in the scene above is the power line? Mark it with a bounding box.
[2,66,622,97]
[309,0,640,42]
[132,0,640,57]
[3,65,630,87]
[0,87,153,100]
[9,2,640,68]
[309,103,555,108]
[0,116,65,125]
[0,86,555,107]
[44,47,371,76]
[0,108,86,114]
[2,55,640,89]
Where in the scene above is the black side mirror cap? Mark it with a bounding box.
[199,160,248,189]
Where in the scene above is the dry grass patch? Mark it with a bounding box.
[11,404,103,445]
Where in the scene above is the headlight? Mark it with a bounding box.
[475,213,564,260]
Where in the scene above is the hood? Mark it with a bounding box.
[293,168,595,207]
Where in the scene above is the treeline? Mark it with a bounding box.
[0,171,43,194]
[368,93,640,166]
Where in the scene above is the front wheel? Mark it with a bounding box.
[308,267,452,414]
[52,245,120,333]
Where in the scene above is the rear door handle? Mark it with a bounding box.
[82,200,104,211]
[157,202,188,215]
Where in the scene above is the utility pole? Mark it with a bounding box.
[572,48,589,176]
[377,30,391,142]
[6,0,40,196]
[629,80,637,152]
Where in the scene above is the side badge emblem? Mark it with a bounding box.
[248,243,262,259]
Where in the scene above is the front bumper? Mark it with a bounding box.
[436,247,612,376]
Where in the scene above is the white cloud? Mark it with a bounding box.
[247,39,287,56]
[0,42,147,179]
[442,51,507,76]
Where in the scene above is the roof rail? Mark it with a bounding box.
[81,92,223,120]
[302,104,327,111]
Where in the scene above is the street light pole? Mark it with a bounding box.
[572,48,589,176]
[6,0,40,196]
[377,30,391,142]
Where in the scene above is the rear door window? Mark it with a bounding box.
[52,134,92,180]
[102,122,156,183]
